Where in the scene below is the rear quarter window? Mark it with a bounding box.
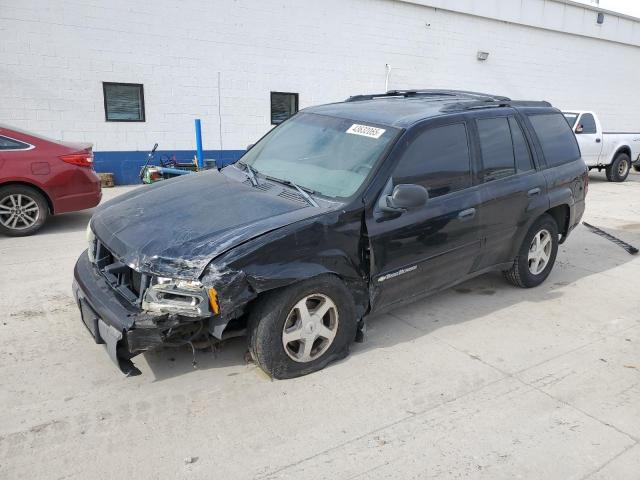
[528,113,580,167]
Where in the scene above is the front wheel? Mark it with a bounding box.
[247,275,357,379]
[504,214,559,288]
[606,153,631,182]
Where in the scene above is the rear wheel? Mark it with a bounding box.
[504,214,559,288]
[247,275,357,379]
[0,185,48,236]
[606,153,631,182]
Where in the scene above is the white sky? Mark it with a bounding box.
[573,0,640,18]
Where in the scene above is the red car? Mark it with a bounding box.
[0,124,102,236]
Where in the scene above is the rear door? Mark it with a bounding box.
[573,113,602,166]
[471,112,548,269]
[365,118,482,310]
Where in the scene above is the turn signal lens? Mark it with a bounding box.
[208,288,220,315]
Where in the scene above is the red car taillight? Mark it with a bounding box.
[60,150,93,168]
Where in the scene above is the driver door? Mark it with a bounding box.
[574,113,602,166]
[365,118,482,311]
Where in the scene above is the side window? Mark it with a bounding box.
[509,117,534,172]
[393,123,471,198]
[0,136,30,150]
[477,117,515,182]
[578,113,597,134]
[528,113,581,167]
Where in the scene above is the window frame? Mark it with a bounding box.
[475,116,518,183]
[577,113,597,134]
[102,82,146,122]
[270,91,299,126]
[388,117,474,200]
[524,111,581,169]
[0,134,34,151]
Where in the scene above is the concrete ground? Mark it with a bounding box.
[1,171,639,479]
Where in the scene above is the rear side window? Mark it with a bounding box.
[528,113,581,167]
[0,136,30,150]
[477,118,515,182]
[578,113,597,134]
[393,123,471,198]
[509,117,534,172]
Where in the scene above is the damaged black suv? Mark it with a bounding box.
[73,90,587,378]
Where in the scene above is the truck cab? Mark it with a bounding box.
[563,110,640,182]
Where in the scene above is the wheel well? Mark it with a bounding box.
[546,204,570,237]
[614,146,631,160]
[0,181,54,214]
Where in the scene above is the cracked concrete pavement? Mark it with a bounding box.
[1,171,639,479]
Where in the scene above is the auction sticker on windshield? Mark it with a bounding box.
[346,124,386,139]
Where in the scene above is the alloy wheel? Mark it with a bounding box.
[0,194,40,230]
[282,293,339,363]
[528,229,552,275]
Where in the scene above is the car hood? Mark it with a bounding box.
[91,170,326,279]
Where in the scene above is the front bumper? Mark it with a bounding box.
[73,251,178,375]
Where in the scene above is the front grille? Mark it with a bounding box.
[93,240,150,305]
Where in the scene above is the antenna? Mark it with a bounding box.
[385,64,392,92]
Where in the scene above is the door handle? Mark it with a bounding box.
[596,138,601,143]
[527,187,541,197]
[458,208,476,220]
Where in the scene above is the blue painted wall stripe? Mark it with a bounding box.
[93,149,245,185]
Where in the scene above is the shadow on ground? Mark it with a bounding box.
[142,223,639,382]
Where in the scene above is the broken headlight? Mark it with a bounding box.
[142,277,216,317]
[86,222,96,262]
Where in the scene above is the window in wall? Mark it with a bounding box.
[477,117,516,182]
[528,113,581,167]
[103,82,145,122]
[578,113,597,134]
[271,92,299,125]
[0,136,30,150]
[393,123,472,198]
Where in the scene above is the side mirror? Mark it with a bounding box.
[152,142,159,153]
[379,184,429,213]
[575,125,584,134]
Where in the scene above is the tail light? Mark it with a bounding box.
[60,150,93,168]
[584,171,589,196]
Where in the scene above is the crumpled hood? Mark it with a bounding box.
[91,170,323,279]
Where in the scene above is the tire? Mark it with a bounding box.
[247,275,357,379]
[503,214,559,288]
[605,153,631,182]
[0,185,49,236]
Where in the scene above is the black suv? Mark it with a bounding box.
[73,90,588,378]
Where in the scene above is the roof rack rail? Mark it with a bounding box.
[441,99,552,112]
[345,89,511,103]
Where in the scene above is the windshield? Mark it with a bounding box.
[238,113,399,198]
[563,113,579,128]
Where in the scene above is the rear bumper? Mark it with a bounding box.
[55,170,102,214]
[73,251,167,375]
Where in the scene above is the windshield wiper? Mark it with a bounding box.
[238,162,259,187]
[265,175,319,208]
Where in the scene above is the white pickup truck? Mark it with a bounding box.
[562,111,640,182]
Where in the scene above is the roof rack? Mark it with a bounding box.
[441,99,552,112]
[345,89,511,103]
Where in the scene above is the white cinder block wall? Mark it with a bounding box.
[1,0,639,156]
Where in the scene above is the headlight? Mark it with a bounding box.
[86,222,96,262]
[142,277,217,317]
